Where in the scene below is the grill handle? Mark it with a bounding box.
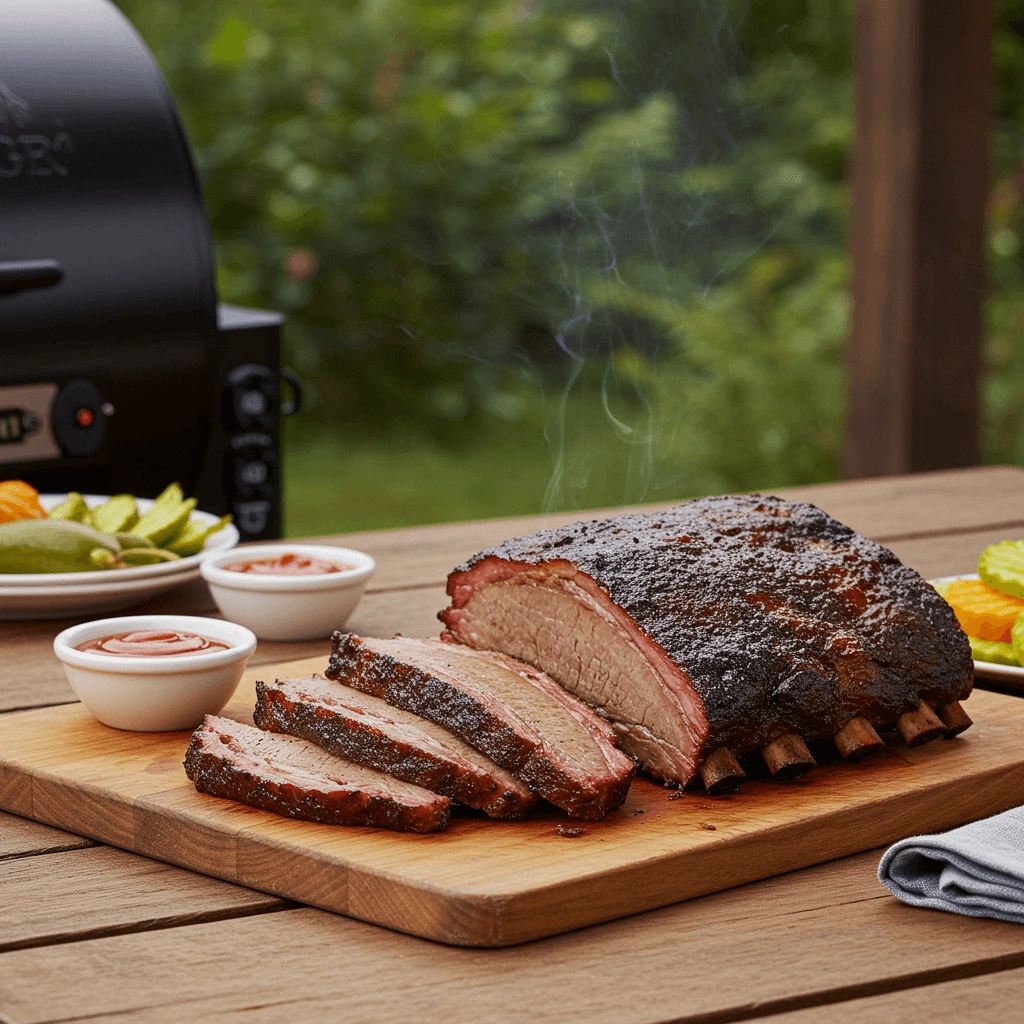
[0,260,64,294]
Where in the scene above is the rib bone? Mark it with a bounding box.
[761,734,816,779]
[833,717,886,762]
[937,701,973,738]
[896,703,946,747]
[698,747,745,795]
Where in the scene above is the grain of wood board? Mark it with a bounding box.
[0,661,1021,947]
[0,809,93,861]
[0,845,290,953]
[3,850,1024,1024]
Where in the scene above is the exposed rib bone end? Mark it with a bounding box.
[938,701,973,738]
[833,717,886,762]
[699,747,745,795]
[897,703,946,747]
[762,734,816,780]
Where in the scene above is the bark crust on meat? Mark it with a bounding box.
[184,715,450,833]
[440,493,973,785]
[327,634,635,820]
[254,675,537,819]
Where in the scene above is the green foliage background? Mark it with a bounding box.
[113,0,1024,534]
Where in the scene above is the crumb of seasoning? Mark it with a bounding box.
[633,808,646,815]
[668,791,684,801]
[557,825,585,837]
[698,822,717,831]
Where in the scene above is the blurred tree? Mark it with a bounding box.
[114,1,867,519]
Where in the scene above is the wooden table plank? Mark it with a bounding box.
[0,810,93,861]
[0,845,292,954]
[770,963,1024,1024]
[884,526,1024,580]
[3,850,1024,1024]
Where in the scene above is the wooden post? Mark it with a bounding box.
[844,0,992,477]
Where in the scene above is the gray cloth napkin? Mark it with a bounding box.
[879,806,1024,924]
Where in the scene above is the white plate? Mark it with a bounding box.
[0,493,239,620]
[931,573,1024,682]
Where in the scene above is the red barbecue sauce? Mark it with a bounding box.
[76,630,229,657]
[222,552,350,576]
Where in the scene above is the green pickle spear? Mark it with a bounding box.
[129,497,197,546]
[153,483,184,507]
[978,540,1024,600]
[165,515,232,557]
[47,492,90,523]
[1010,611,1024,666]
[971,635,1020,667]
[0,520,120,573]
[119,547,181,566]
[90,494,139,534]
[114,533,154,550]
[13,481,220,571]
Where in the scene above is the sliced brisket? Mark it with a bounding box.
[439,494,973,787]
[326,634,635,820]
[254,674,537,819]
[184,714,450,833]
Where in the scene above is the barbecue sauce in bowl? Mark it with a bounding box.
[76,630,230,657]
[221,552,351,576]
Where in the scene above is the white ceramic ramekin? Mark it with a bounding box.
[53,615,257,731]
[199,543,375,641]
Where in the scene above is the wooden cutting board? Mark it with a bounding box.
[1,656,1023,947]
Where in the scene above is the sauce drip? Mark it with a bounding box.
[76,630,230,658]
[222,552,350,576]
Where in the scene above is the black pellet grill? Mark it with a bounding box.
[0,0,297,539]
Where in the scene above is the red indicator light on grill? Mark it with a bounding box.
[76,407,95,428]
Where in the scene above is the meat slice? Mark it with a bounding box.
[326,634,635,820]
[254,675,537,820]
[439,494,973,788]
[184,714,450,833]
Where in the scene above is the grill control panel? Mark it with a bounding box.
[200,305,288,540]
[221,365,279,540]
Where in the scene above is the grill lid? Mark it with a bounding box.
[0,0,215,342]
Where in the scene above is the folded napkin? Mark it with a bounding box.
[879,806,1024,924]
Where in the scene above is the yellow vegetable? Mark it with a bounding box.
[0,480,45,523]
[943,578,1024,642]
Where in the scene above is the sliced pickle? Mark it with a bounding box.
[971,635,1019,666]
[978,540,1024,600]
[91,494,139,535]
[129,498,196,546]
[1011,611,1024,666]
[153,483,184,507]
[47,492,90,523]
[114,532,154,549]
[165,515,232,557]
[119,547,181,566]
[89,548,119,570]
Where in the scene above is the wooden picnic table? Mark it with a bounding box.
[4,465,1024,1023]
